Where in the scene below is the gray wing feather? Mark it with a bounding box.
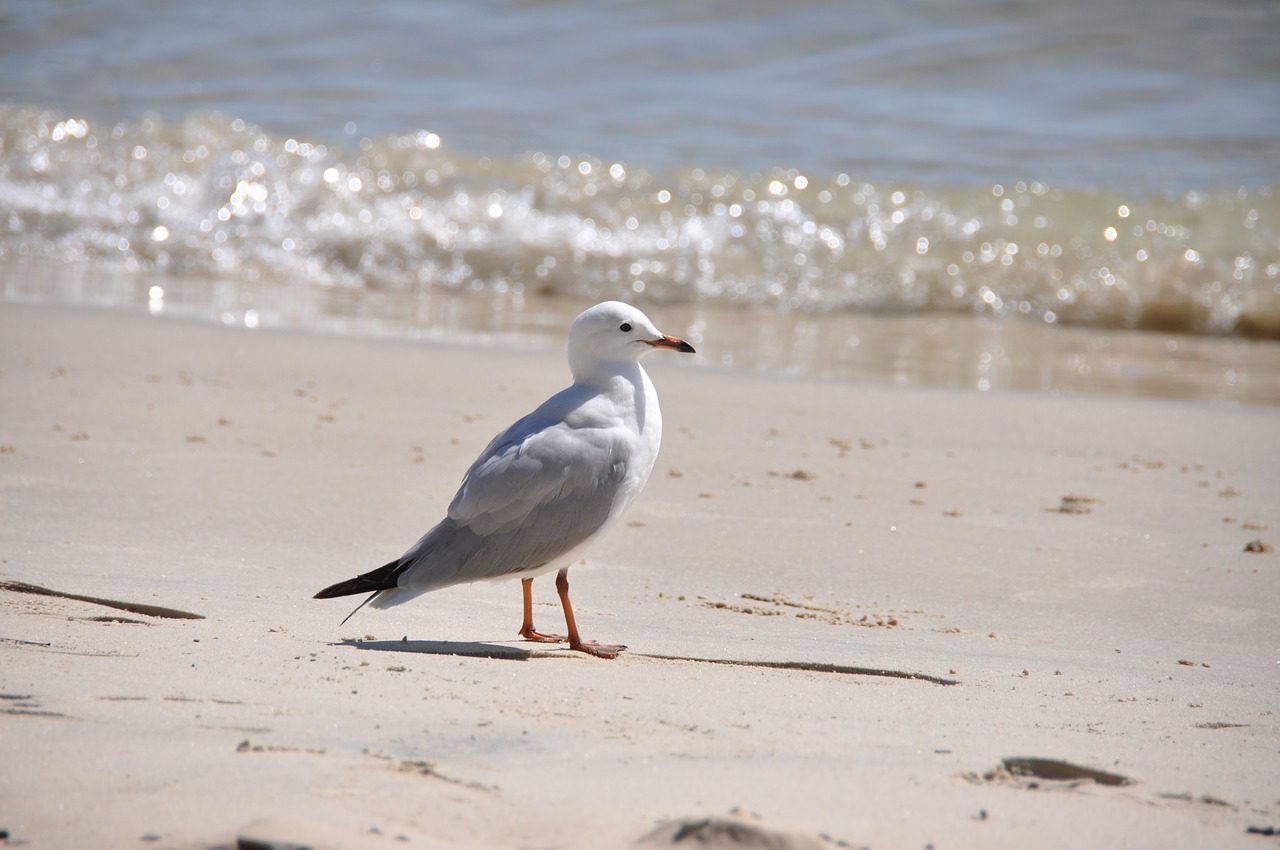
[393,394,629,591]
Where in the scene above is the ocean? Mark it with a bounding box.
[2,0,1277,402]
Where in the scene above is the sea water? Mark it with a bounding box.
[1,0,1277,401]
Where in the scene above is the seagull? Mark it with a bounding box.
[314,301,695,658]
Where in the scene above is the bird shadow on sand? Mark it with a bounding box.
[336,639,562,661]
[333,640,959,684]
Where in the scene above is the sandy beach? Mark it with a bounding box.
[1,302,1277,849]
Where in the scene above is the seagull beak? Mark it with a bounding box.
[645,334,696,354]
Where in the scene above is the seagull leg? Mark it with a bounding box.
[556,568,626,659]
[518,577,566,643]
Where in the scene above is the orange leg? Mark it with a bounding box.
[518,577,566,643]
[556,568,626,659]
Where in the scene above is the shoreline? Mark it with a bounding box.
[1,302,1277,849]
[4,256,1279,406]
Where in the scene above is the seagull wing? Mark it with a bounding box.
[389,389,631,592]
[450,407,622,537]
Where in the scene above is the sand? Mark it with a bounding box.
[1,302,1277,849]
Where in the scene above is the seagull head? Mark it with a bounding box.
[568,301,695,381]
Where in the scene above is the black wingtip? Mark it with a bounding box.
[314,578,363,599]
[313,559,404,600]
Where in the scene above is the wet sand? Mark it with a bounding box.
[1,302,1277,849]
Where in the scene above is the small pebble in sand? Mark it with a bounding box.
[1049,494,1100,514]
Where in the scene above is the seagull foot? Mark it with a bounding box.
[519,628,567,644]
[571,640,627,659]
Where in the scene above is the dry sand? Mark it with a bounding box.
[1,302,1277,849]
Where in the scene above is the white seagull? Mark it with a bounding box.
[315,301,695,658]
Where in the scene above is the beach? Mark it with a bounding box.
[1,302,1276,849]
[3,1,1278,845]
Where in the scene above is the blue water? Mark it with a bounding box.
[3,0,1277,190]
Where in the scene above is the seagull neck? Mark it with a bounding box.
[571,359,646,393]
[578,362,654,433]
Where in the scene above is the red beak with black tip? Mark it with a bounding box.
[645,334,696,354]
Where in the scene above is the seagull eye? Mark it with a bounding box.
[618,322,632,333]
